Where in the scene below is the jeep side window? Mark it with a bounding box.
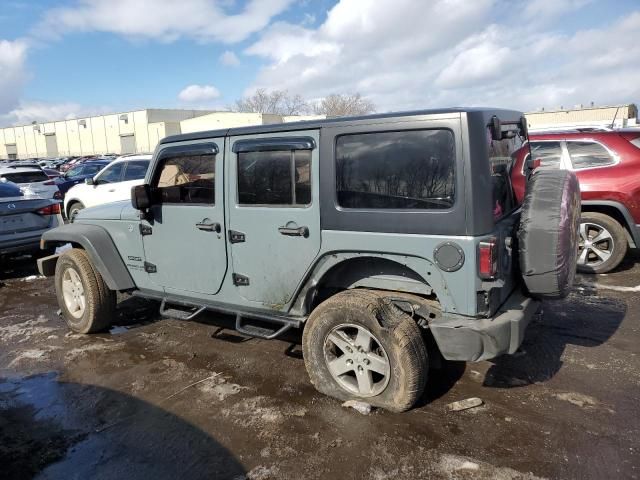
[336,129,455,209]
[566,141,615,169]
[237,150,311,206]
[529,142,562,168]
[152,154,215,204]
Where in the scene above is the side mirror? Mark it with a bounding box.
[85,177,95,185]
[132,184,152,210]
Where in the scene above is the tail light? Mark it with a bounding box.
[37,203,61,216]
[478,239,498,279]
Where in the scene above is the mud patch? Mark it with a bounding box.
[436,454,545,479]
[0,315,56,342]
[553,392,599,408]
[222,396,307,429]
[198,375,246,401]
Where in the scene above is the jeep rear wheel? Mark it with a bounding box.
[302,289,428,412]
[577,212,627,274]
[55,248,115,333]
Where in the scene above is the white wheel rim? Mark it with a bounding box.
[323,323,391,397]
[578,222,614,267]
[62,267,86,319]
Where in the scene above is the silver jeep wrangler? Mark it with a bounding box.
[38,108,581,412]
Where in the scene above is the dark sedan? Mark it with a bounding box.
[54,161,109,197]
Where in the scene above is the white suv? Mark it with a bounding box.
[64,154,151,218]
[0,165,61,200]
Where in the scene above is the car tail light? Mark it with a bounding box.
[36,203,61,215]
[478,239,498,279]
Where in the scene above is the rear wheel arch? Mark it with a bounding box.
[291,254,443,317]
[581,201,637,247]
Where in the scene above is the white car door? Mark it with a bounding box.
[84,162,126,208]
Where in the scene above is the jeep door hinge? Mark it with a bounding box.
[232,273,250,286]
[139,224,153,236]
[144,262,157,273]
[229,230,246,243]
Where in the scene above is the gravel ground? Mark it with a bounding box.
[1,253,639,479]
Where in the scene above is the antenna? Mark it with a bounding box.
[610,106,621,129]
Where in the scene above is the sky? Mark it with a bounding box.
[0,0,639,126]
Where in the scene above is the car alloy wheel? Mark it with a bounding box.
[578,222,614,268]
[323,323,391,397]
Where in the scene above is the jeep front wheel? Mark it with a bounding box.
[302,289,428,412]
[577,212,628,274]
[55,248,116,333]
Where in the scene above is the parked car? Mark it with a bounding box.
[63,155,151,217]
[512,129,640,273]
[0,181,64,257]
[0,165,62,200]
[54,160,110,198]
[59,156,97,172]
[38,109,581,412]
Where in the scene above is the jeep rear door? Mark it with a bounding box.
[226,130,321,307]
[141,140,227,295]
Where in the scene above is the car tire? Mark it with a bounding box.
[67,201,84,219]
[54,248,115,334]
[302,289,428,412]
[518,169,581,299]
[577,212,628,274]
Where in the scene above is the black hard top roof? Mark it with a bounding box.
[160,107,523,145]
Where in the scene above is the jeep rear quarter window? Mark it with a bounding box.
[487,127,522,218]
[335,129,455,209]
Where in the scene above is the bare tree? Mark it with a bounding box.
[313,93,376,117]
[233,89,310,115]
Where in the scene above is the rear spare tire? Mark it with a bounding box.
[518,169,581,299]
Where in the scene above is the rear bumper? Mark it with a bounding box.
[430,288,541,362]
[0,235,43,255]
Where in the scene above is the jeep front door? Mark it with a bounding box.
[227,131,321,307]
[141,141,226,295]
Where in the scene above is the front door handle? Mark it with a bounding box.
[196,221,221,233]
[278,225,309,237]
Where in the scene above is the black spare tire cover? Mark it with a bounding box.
[518,169,581,299]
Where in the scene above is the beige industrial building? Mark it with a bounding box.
[0,110,324,160]
[526,104,638,131]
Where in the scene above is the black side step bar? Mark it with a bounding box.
[159,299,206,321]
[235,314,298,340]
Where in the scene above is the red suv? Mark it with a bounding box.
[512,129,640,273]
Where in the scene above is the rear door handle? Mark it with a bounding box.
[278,226,309,237]
[196,221,221,233]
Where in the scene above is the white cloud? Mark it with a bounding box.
[0,100,111,126]
[220,50,240,66]
[523,0,592,20]
[37,0,295,44]
[178,84,221,103]
[244,0,640,112]
[0,39,29,114]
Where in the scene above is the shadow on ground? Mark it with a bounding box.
[483,291,627,388]
[0,373,245,480]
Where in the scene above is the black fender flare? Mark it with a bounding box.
[40,223,135,291]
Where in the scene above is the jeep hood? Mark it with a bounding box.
[75,200,130,221]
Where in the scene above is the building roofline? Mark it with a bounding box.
[526,103,637,115]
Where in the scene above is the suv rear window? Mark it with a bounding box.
[488,128,522,219]
[1,171,49,183]
[567,141,615,169]
[335,129,455,209]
